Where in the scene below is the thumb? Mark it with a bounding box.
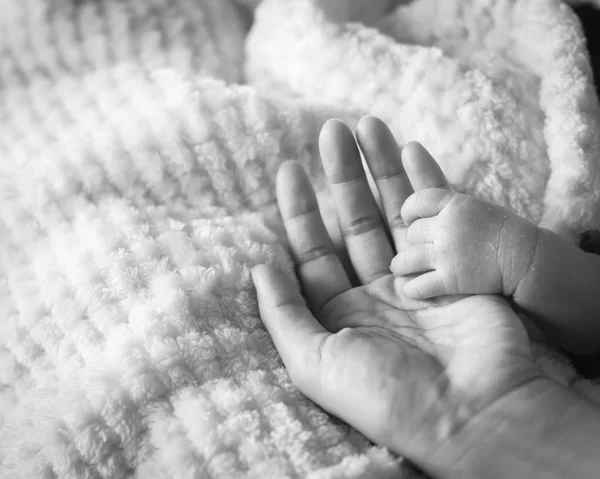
[252,264,329,389]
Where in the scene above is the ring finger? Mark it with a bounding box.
[277,161,352,314]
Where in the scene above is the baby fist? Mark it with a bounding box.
[390,147,538,301]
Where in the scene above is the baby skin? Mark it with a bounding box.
[390,143,600,355]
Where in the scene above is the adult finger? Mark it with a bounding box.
[252,264,329,391]
[319,119,395,283]
[355,116,413,250]
[402,142,452,191]
[277,160,352,314]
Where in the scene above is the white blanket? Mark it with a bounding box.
[1,0,600,477]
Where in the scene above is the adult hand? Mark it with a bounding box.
[252,117,599,477]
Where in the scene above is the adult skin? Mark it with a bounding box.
[252,117,600,478]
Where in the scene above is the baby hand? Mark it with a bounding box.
[391,147,539,300]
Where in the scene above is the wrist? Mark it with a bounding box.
[423,377,600,479]
[511,226,600,354]
[498,216,540,298]
[510,224,552,301]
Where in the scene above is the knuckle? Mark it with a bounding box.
[391,252,406,274]
[434,273,449,295]
[445,194,467,215]
[417,188,442,206]
[401,193,417,213]
[406,222,423,243]
[414,190,430,207]
[341,215,381,237]
[412,194,426,212]
[411,281,425,299]
[429,180,450,190]
[399,250,410,269]
[295,245,332,264]
[406,224,417,243]
[438,263,458,293]
[387,213,406,229]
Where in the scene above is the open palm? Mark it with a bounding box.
[253,117,541,471]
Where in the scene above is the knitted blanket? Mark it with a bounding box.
[1,1,600,477]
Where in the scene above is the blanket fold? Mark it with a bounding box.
[246,0,600,239]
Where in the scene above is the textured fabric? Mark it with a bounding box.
[247,0,600,240]
[1,0,600,478]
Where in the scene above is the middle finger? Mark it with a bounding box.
[319,119,395,284]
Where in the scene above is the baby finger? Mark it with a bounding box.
[401,188,453,225]
[406,217,437,245]
[390,244,437,276]
[402,271,448,300]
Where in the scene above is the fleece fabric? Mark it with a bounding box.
[1,0,600,478]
